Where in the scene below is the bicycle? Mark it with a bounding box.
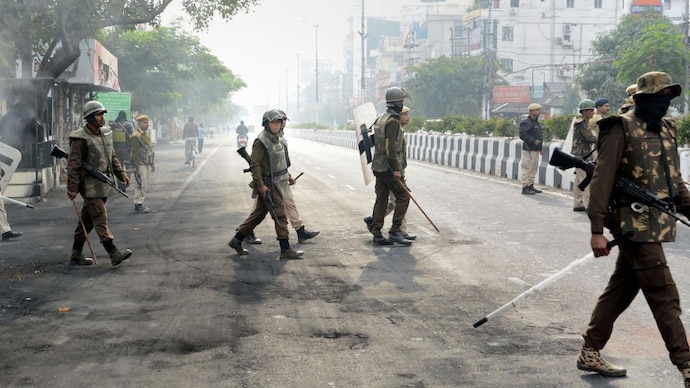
[184,137,197,169]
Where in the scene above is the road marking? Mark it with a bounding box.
[344,185,357,191]
[328,174,337,179]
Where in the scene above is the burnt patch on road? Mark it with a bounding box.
[310,328,369,350]
[290,275,361,303]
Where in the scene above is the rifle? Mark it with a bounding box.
[237,146,252,173]
[549,147,690,228]
[50,145,129,198]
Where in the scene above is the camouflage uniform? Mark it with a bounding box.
[572,114,597,209]
[583,72,690,374]
[67,126,128,243]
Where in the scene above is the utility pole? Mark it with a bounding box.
[296,53,300,117]
[483,5,494,119]
[683,0,690,116]
[360,0,367,102]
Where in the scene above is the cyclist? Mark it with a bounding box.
[182,116,198,165]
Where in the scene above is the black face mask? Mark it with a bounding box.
[634,93,672,132]
[386,101,403,113]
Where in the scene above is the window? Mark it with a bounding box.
[502,26,514,41]
[664,0,671,9]
[566,0,574,8]
[494,0,500,8]
[594,0,602,8]
[510,0,519,7]
[500,58,513,73]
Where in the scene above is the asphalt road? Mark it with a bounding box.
[2,131,690,387]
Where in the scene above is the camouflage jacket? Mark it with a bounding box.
[588,111,690,242]
[372,110,404,173]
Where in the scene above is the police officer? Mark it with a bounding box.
[130,114,156,213]
[369,87,412,246]
[572,99,597,212]
[227,109,303,260]
[67,101,132,266]
[364,105,415,240]
[0,167,21,241]
[618,84,637,114]
[519,103,543,195]
[578,72,690,386]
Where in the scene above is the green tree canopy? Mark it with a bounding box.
[406,54,504,118]
[105,25,246,122]
[576,12,685,110]
[0,0,259,80]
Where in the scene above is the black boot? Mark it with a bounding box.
[529,184,542,193]
[389,231,412,245]
[297,226,320,243]
[521,186,535,195]
[373,234,393,246]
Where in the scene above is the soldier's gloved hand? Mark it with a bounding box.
[123,175,130,188]
[393,170,402,180]
[68,191,77,200]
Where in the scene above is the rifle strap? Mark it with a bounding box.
[657,132,675,203]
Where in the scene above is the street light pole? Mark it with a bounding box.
[296,53,300,118]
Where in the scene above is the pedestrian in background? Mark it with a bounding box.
[518,103,543,195]
[130,114,156,214]
[571,99,597,212]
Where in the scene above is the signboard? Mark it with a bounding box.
[96,92,131,122]
[492,86,531,104]
[631,0,662,15]
[62,39,120,91]
[531,85,544,99]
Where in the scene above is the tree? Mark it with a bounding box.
[0,0,259,81]
[576,12,683,109]
[406,54,504,118]
[105,25,246,122]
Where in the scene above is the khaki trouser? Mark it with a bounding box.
[133,164,151,205]
[573,168,590,208]
[284,196,303,231]
[384,192,407,233]
[238,189,290,240]
[73,197,114,243]
[0,198,10,234]
[583,242,690,365]
[520,150,540,186]
[372,171,410,234]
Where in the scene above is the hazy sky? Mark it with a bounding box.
[162,0,423,112]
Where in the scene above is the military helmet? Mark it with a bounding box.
[82,100,107,119]
[262,109,286,125]
[578,99,595,111]
[385,87,410,103]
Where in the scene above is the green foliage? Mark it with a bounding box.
[676,115,690,147]
[406,54,505,118]
[541,114,576,141]
[0,0,258,79]
[104,25,245,122]
[577,12,682,110]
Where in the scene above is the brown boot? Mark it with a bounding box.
[576,342,626,377]
[678,362,690,388]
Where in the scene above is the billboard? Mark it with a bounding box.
[631,0,663,15]
[96,92,131,122]
[492,86,531,103]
